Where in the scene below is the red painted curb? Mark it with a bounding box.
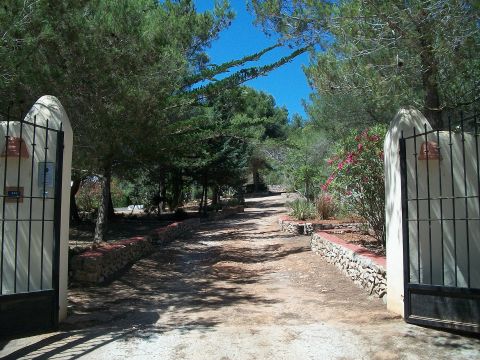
[315,231,386,268]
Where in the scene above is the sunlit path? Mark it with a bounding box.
[1,195,479,359]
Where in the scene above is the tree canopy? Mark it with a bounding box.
[1,0,306,241]
[250,0,480,131]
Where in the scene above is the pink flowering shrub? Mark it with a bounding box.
[323,125,387,244]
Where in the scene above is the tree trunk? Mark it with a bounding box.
[203,183,208,215]
[305,180,310,201]
[161,178,167,211]
[108,191,115,220]
[211,185,219,207]
[157,173,166,215]
[421,54,442,129]
[198,190,203,214]
[417,17,443,129]
[156,184,161,217]
[199,177,208,215]
[237,185,245,205]
[253,169,260,192]
[70,177,81,223]
[171,171,183,210]
[94,167,111,243]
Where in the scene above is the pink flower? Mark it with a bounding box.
[345,190,352,196]
[324,174,335,189]
[369,135,380,142]
[357,143,363,151]
[345,152,354,164]
[338,161,344,170]
[327,158,334,165]
[361,129,370,138]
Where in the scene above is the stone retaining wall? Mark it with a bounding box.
[278,216,363,236]
[311,232,387,299]
[70,206,245,285]
[151,218,201,246]
[267,185,287,193]
[69,236,154,284]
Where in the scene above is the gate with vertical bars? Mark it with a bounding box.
[0,111,64,337]
[400,113,480,334]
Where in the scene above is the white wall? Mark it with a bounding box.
[0,96,72,321]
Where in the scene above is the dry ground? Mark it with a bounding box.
[1,195,479,359]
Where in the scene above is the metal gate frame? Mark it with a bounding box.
[399,114,480,335]
[0,112,64,338]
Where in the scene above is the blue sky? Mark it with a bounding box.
[193,1,312,119]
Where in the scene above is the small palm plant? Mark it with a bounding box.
[287,199,316,221]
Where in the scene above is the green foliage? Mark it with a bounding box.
[1,0,238,177]
[271,125,328,200]
[287,198,316,221]
[251,0,480,131]
[0,0,308,241]
[177,86,289,189]
[77,177,128,211]
[323,125,387,243]
[110,178,130,208]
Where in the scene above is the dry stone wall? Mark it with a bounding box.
[69,237,154,284]
[311,232,387,299]
[277,216,387,299]
[151,218,201,246]
[70,206,245,285]
[277,216,363,236]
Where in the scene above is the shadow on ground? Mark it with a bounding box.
[0,197,305,359]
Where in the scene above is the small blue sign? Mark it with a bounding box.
[38,162,55,188]
[7,190,21,197]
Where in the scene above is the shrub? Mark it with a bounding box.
[315,192,337,220]
[287,199,316,220]
[76,178,101,212]
[323,125,387,244]
[110,178,130,208]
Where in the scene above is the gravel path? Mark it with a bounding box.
[1,195,479,359]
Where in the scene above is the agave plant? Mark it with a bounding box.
[287,199,316,221]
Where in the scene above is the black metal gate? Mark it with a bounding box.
[0,112,64,338]
[400,113,480,334]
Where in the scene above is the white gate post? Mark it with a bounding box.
[25,96,73,321]
[384,108,431,316]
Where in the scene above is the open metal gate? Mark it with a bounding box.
[400,113,480,334]
[0,112,64,338]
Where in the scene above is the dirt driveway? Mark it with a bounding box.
[1,195,479,359]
